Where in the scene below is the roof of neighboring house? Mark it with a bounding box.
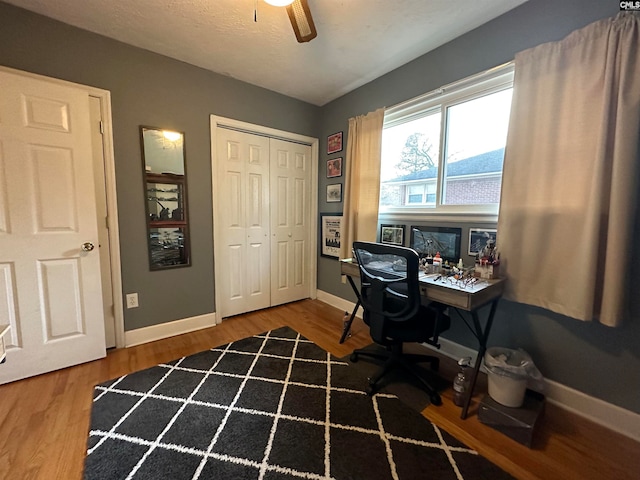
[384,147,505,183]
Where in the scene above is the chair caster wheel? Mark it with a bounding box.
[365,378,377,396]
[350,353,358,362]
[430,393,442,406]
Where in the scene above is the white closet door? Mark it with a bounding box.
[270,139,312,306]
[216,128,271,317]
[0,69,106,384]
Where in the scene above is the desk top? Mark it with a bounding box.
[340,258,504,311]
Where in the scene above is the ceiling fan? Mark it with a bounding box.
[264,0,317,43]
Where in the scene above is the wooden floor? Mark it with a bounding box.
[0,299,638,479]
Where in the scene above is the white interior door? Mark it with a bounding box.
[0,70,106,384]
[216,128,271,317]
[270,138,311,306]
[89,96,116,348]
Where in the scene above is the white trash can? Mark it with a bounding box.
[486,368,528,407]
[484,347,543,408]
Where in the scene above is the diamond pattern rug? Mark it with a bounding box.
[84,326,513,479]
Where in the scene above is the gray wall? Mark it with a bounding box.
[318,0,640,415]
[0,2,320,330]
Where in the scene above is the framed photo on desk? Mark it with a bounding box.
[410,225,461,262]
[320,213,342,258]
[468,228,497,256]
[380,224,405,245]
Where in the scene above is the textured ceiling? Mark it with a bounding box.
[5,0,528,106]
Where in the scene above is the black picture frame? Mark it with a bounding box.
[327,131,343,154]
[410,225,462,263]
[379,224,405,245]
[326,183,342,203]
[469,228,497,256]
[320,213,343,259]
[327,157,342,178]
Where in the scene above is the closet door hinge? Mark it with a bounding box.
[99,120,104,135]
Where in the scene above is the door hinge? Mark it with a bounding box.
[99,120,104,135]
[105,216,109,229]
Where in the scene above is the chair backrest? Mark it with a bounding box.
[352,241,422,343]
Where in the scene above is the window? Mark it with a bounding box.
[380,64,514,217]
[405,183,436,205]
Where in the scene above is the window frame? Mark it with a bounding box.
[380,63,514,222]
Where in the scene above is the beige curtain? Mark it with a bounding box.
[339,108,385,260]
[498,12,640,327]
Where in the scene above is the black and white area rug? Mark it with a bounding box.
[84,327,513,480]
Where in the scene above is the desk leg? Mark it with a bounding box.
[461,298,499,420]
[339,300,360,344]
[339,275,362,344]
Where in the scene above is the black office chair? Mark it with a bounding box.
[350,241,450,405]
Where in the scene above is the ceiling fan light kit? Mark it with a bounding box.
[264,0,294,6]
[286,0,317,43]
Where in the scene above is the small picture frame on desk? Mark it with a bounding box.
[320,213,342,259]
[410,225,461,262]
[469,228,497,256]
[380,224,404,245]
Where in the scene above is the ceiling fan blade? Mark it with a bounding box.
[286,0,317,43]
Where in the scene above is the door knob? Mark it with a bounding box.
[81,242,95,252]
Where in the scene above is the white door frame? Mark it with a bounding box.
[210,115,318,323]
[0,66,125,348]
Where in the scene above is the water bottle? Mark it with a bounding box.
[342,311,351,338]
[453,357,472,407]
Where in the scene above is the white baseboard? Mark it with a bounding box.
[316,290,640,443]
[316,289,364,318]
[542,379,640,443]
[125,312,217,348]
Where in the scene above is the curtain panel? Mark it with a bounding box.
[498,12,640,327]
[339,108,385,260]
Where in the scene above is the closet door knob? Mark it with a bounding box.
[81,242,95,252]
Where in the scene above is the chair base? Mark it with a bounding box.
[350,344,443,406]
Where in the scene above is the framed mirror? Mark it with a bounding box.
[140,126,190,270]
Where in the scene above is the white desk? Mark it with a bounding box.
[340,258,505,419]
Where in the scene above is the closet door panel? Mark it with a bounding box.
[270,139,311,306]
[215,129,270,317]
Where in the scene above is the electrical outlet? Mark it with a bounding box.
[126,293,139,309]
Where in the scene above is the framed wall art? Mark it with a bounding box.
[320,213,342,258]
[410,225,461,262]
[327,131,343,154]
[468,228,497,256]
[327,157,342,178]
[326,183,342,203]
[380,224,405,245]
